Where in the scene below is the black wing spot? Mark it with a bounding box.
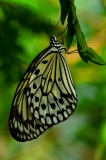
[41,104,46,110]
[23,87,28,94]
[59,98,64,104]
[49,78,52,82]
[35,96,39,102]
[42,60,48,64]
[29,93,34,99]
[58,78,61,81]
[51,103,55,109]
[27,87,31,93]
[30,102,34,108]
[33,83,37,89]
[34,69,40,75]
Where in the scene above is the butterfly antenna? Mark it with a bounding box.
[51,18,61,35]
[62,30,74,39]
[56,26,68,37]
[49,18,51,36]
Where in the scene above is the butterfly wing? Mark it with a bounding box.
[9,46,77,142]
[9,47,54,142]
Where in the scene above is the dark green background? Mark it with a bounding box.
[0,0,106,160]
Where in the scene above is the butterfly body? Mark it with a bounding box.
[9,36,77,142]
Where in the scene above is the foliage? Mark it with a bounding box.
[59,0,106,65]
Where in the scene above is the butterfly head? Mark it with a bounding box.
[50,36,62,48]
[50,36,67,54]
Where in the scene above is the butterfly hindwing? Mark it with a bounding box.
[9,36,77,142]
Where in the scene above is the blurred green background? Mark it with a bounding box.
[0,0,106,160]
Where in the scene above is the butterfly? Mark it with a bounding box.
[9,35,77,142]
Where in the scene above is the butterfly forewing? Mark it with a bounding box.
[9,36,77,142]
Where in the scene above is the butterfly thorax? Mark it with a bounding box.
[50,36,67,54]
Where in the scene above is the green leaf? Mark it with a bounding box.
[69,0,76,24]
[59,0,70,24]
[66,26,74,49]
[74,19,87,52]
[66,0,76,48]
[66,12,75,49]
[78,44,106,65]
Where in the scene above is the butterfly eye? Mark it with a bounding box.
[50,36,56,41]
[9,35,77,142]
